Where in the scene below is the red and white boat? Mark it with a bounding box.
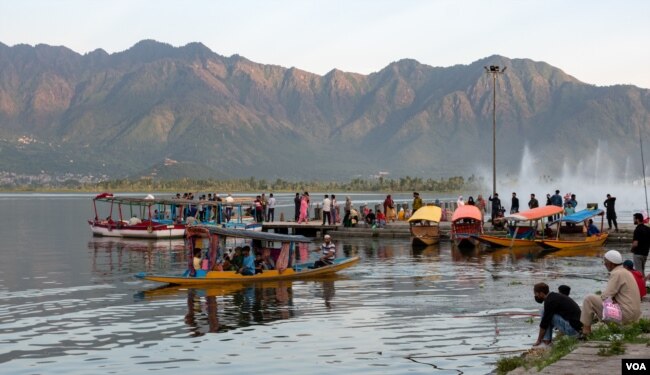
[89,193,260,239]
[88,193,188,238]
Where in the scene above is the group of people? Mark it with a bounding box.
[532,249,645,346]
[532,212,650,347]
[252,193,276,223]
[193,245,277,276]
[168,192,237,224]
[450,190,620,232]
[193,234,340,276]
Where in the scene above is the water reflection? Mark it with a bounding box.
[136,278,347,337]
[88,237,185,278]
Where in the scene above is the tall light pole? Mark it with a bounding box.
[484,65,506,197]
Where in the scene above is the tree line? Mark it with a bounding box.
[6,175,485,193]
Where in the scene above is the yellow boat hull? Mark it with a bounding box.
[137,257,360,285]
[538,233,608,250]
[472,234,538,248]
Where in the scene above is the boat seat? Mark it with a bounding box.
[509,226,535,240]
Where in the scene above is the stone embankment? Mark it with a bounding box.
[508,301,650,375]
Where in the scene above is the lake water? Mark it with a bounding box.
[0,194,628,374]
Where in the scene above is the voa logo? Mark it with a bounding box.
[622,359,650,374]
[625,363,646,371]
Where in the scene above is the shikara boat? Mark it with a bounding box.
[88,193,253,239]
[471,205,564,248]
[538,209,608,250]
[135,226,360,285]
[408,205,442,246]
[450,205,484,248]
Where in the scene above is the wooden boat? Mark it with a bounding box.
[538,209,608,250]
[135,226,360,285]
[408,205,442,246]
[450,205,484,248]
[471,205,564,248]
[88,193,253,239]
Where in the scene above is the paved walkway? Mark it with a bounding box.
[509,300,650,374]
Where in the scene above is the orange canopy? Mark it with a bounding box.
[504,205,564,221]
[451,205,482,223]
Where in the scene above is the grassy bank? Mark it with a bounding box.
[495,319,650,374]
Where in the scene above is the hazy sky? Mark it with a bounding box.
[1,0,649,88]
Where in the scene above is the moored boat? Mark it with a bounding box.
[408,205,442,246]
[471,205,564,248]
[450,205,484,248]
[538,208,608,250]
[88,193,253,239]
[135,225,360,285]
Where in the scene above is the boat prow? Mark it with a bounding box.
[538,233,609,250]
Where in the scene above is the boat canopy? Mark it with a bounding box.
[93,194,253,206]
[451,205,482,223]
[504,205,564,221]
[408,205,442,223]
[550,208,604,224]
[187,225,313,243]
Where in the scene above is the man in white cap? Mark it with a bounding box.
[314,234,336,268]
[580,250,641,335]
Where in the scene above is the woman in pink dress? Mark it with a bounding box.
[298,192,310,223]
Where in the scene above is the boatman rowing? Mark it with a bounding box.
[314,234,336,268]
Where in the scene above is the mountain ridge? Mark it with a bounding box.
[0,40,648,180]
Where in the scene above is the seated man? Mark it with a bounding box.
[586,219,600,236]
[236,246,256,276]
[376,210,386,228]
[314,234,336,268]
[581,250,641,334]
[623,260,647,300]
[229,247,243,271]
[254,253,265,274]
[261,249,275,270]
[365,209,376,226]
[193,248,203,271]
[533,282,582,347]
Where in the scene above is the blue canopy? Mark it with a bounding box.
[551,208,604,224]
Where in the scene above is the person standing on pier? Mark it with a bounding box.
[330,194,338,224]
[267,193,276,222]
[528,193,539,209]
[631,212,650,276]
[604,194,618,232]
[322,194,332,225]
[488,193,501,223]
[510,192,520,214]
[294,193,301,221]
[261,193,268,223]
[551,190,563,220]
[384,195,396,222]
[476,194,486,222]
[298,192,310,224]
[344,196,353,226]
[412,192,423,212]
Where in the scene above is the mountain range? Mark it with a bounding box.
[1,40,649,181]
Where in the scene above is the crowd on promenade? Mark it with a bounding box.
[166,188,630,233]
